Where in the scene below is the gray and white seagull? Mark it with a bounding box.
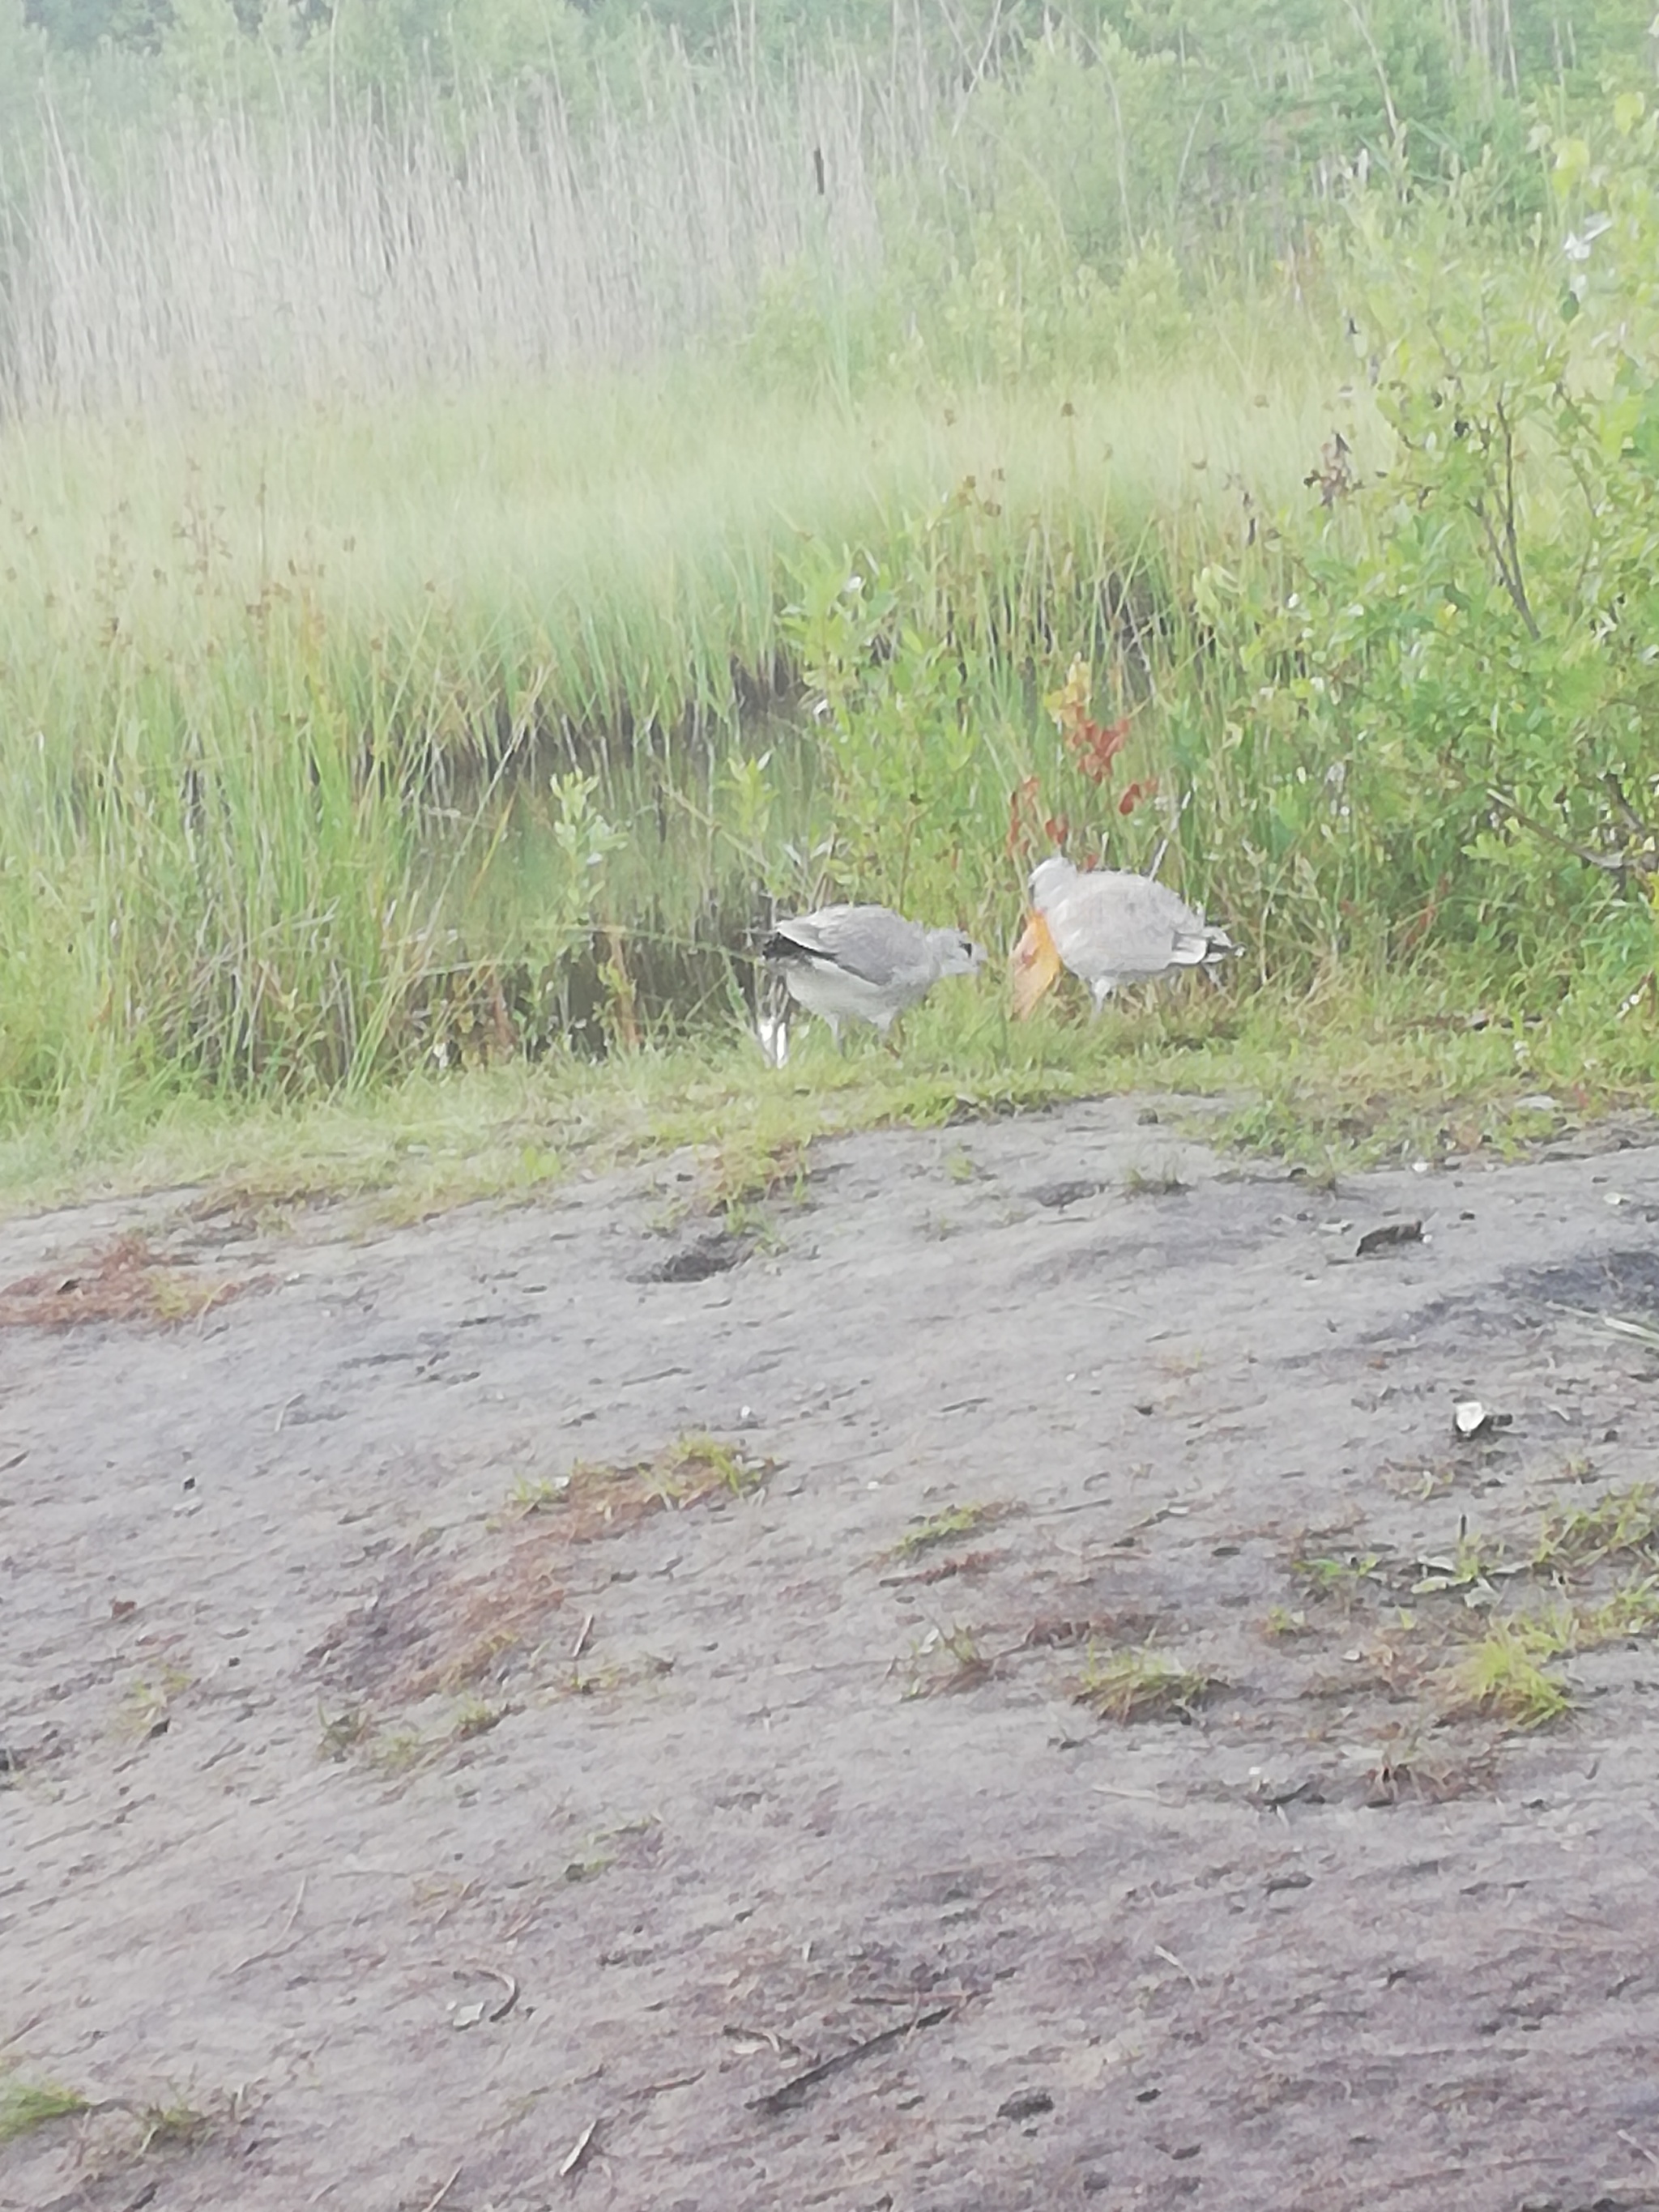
[1012,854,1235,1017]
[761,903,986,1046]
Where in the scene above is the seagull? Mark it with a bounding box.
[761,903,986,1044]
[1011,855,1235,1018]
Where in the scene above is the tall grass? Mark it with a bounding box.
[0,348,1354,1113]
[2,50,928,416]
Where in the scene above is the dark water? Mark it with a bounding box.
[426,716,822,1059]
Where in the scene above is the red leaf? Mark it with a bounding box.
[1067,714,1132,785]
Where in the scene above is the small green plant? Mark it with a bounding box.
[1535,1485,1659,1573]
[891,1502,1009,1560]
[1452,1622,1571,1729]
[369,1727,429,1774]
[1075,1646,1214,1722]
[507,1473,572,1515]
[318,1703,373,1760]
[1262,1605,1311,1640]
[1293,1551,1383,1595]
[121,1662,194,1736]
[136,2101,211,2153]
[1410,1528,1519,1604]
[702,1133,811,1226]
[903,1621,992,1697]
[0,2078,89,2142]
[452,1698,505,1740]
[1584,1579,1659,1640]
[561,1848,612,1883]
[660,1432,765,1498]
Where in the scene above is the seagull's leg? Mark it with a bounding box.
[756,975,791,1066]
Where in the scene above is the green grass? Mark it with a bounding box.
[1076,1645,1214,1723]
[1453,1622,1573,1729]
[1334,1489,1659,1733]
[656,1433,766,1499]
[0,333,1377,1126]
[890,1501,1010,1561]
[1535,1486,1659,1574]
[0,2077,89,2142]
[0,360,1343,739]
[0,953,1646,1225]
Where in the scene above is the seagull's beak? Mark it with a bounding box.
[1009,910,1063,1018]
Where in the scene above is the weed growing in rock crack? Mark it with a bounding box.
[508,1473,572,1514]
[1444,1589,1657,1734]
[644,1132,805,1238]
[1535,1484,1659,1574]
[1452,1622,1572,1728]
[0,2076,88,2142]
[1075,1647,1214,1723]
[561,1818,655,1882]
[135,2101,212,2153]
[1261,1605,1311,1640]
[659,1431,765,1498]
[904,1622,991,1697]
[121,1664,193,1736]
[318,1703,373,1759]
[452,1697,505,1740]
[889,1545,1003,1588]
[0,1235,251,1330]
[563,1852,610,1883]
[715,1200,788,1251]
[1380,1490,1659,1730]
[1582,1580,1659,1640]
[570,1652,675,1698]
[1363,1727,1497,1806]
[1387,1460,1457,1502]
[890,1502,1010,1560]
[1292,1550,1384,1599]
[506,1433,770,1540]
[370,1727,429,1774]
[1469,1580,1659,1666]
[1410,1528,1521,1601]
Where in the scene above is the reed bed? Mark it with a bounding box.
[1,51,925,416]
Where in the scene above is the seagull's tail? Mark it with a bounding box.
[1171,925,1238,970]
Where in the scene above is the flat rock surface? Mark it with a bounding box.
[5,1097,1659,2211]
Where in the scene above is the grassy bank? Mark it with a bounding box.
[2,950,1651,1227]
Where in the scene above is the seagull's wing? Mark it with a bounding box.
[767,906,928,988]
[1053,873,1225,976]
